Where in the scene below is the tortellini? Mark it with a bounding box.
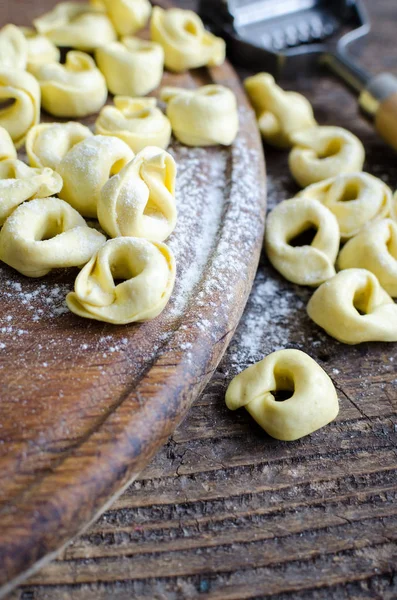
[289,126,365,188]
[150,7,225,73]
[161,85,239,147]
[19,27,60,74]
[226,349,339,441]
[58,135,134,218]
[0,159,63,225]
[244,73,316,148]
[95,97,171,153]
[26,121,93,170]
[100,0,151,36]
[66,237,176,324]
[338,219,397,297]
[98,147,177,241]
[33,2,116,52]
[0,127,17,162]
[95,37,164,97]
[296,172,392,240]
[0,197,106,278]
[307,269,397,344]
[0,69,40,149]
[265,198,339,287]
[0,24,27,70]
[35,51,108,118]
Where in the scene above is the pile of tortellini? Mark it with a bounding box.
[0,1,240,325]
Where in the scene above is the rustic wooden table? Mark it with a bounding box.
[7,0,397,598]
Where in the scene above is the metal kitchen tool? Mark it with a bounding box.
[200,0,397,150]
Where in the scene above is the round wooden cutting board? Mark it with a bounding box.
[0,3,267,595]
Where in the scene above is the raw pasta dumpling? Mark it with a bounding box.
[244,73,316,148]
[226,349,339,441]
[26,122,93,170]
[66,237,176,324]
[57,135,134,218]
[161,85,239,147]
[0,127,16,162]
[100,0,151,36]
[35,51,108,118]
[0,69,40,149]
[95,37,164,98]
[98,146,177,241]
[19,27,60,73]
[307,268,397,344]
[95,97,171,153]
[0,197,106,277]
[0,24,27,70]
[289,126,365,188]
[265,197,339,287]
[296,172,392,239]
[151,7,225,73]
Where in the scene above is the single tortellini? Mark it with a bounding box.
[265,198,339,287]
[98,147,177,241]
[66,237,176,324]
[226,349,339,441]
[296,172,392,240]
[289,126,365,188]
[150,7,225,73]
[35,51,108,118]
[0,24,27,70]
[0,197,106,278]
[19,27,61,74]
[95,37,164,97]
[33,2,116,52]
[58,135,134,218]
[101,0,151,36]
[244,73,316,148]
[26,122,93,170]
[338,220,397,297]
[0,127,17,162]
[161,85,239,147]
[95,97,171,153]
[0,69,40,149]
[0,159,63,225]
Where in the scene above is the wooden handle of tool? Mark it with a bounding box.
[375,92,397,151]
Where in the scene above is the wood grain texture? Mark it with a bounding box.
[5,0,397,599]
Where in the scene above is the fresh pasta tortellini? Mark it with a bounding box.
[98,147,177,241]
[35,51,108,118]
[33,2,116,52]
[338,219,397,297]
[0,69,40,149]
[58,135,134,218]
[289,126,365,188]
[226,349,339,441]
[0,24,27,70]
[26,121,93,170]
[150,7,225,73]
[307,269,397,344]
[100,0,151,36]
[66,237,176,324]
[161,85,239,147]
[0,159,63,225]
[265,198,339,287]
[95,97,171,153]
[296,172,392,240]
[95,37,164,97]
[0,127,16,162]
[19,27,60,73]
[0,197,106,277]
[244,73,316,148]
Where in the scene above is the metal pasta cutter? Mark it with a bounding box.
[200,0,397,150]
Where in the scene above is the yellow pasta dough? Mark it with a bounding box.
[19,27,61,74]
[0,197,106,277]
[26,121,93,170]
[35,51,108,118]
[289,126,365,188]
[98,146,177,241]
[244,73,316,148]
[101,0,151,36]
[33,2,116,52]
[0,24,27,70]
[265,198,339,287]
[392,191,397,222]
[0,127,17,162]
[0,159,63,225]
[66,237,176,324]
[0,69,40,149]
[307,268,397,344]
[226,349,339,441]
[58,135,134,218]
[95,37,164,97]
[95,97,171,153]
[150,7,225,73]
[338,219,397,297]
[296,172,392,240]
[161,85,239,147]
